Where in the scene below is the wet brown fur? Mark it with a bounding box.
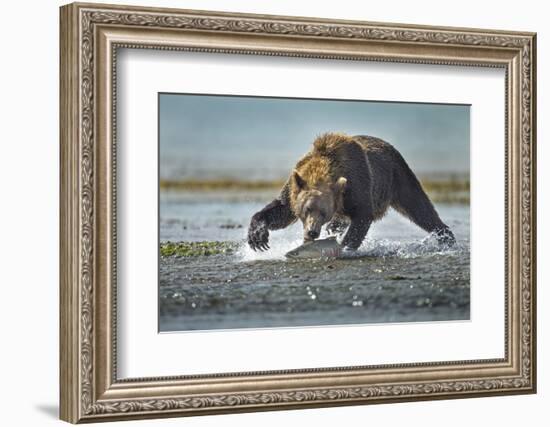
[248,132,455,250]
[289,132,354,214]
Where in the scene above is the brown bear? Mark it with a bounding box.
[247,132,455,251]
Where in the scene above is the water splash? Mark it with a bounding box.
[235,225,464,262]
[352,233,464,259]
[236,225,304,261]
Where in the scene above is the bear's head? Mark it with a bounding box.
[291,171,347,242]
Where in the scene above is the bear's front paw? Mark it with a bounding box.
[247,220,270,251]
[326,218,348,235]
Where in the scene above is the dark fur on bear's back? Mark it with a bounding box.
[247,133,455,251]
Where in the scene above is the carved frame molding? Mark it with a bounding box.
[60,2,536,423]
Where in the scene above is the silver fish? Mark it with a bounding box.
[285,236,343,259]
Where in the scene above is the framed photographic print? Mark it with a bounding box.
[59,2,537,423]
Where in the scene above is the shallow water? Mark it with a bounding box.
[159,190,470,332]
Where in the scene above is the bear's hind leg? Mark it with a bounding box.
[391,177,456,246]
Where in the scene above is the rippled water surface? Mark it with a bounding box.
[159,190,470,331]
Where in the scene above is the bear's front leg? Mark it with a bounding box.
[340,217,371,250]
[247,198,296,251]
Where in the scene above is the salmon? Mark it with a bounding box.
[285,236,343,259]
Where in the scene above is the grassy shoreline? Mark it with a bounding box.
[160,179,286,191]
[160,178,470,204]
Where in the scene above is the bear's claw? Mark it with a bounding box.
[248,220,270,251]
[326,218,349,235]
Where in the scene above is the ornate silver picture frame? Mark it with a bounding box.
[60,2,536,423]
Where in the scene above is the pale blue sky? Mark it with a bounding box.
[159,93,470,181]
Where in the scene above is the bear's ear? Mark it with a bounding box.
[292,170,307,191]
[333,177,347,194]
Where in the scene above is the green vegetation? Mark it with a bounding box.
[160,179,285,191]
[160,178,470,204]
[160,241,238,257]
[421,179,469,193]
[428,193,469,204]
[421,179,470,204]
